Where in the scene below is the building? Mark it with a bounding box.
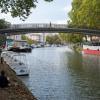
[7,35,21,40]
[7,33,59,44]
[25,33,46,43]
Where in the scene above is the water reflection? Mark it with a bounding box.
[67,53,100,100]
[20,47,100,100]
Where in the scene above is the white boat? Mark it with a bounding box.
[10,53,30,76]
[1,51,18,65]
[13,63,29,76]
[1,52,29,76]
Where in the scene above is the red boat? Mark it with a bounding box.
[83,42,100,55]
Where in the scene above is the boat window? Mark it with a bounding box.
[20,70,25,72]
[19,62,23,65]
[14,59,17,62]
[84,42,100,46]
[92,42,100,46]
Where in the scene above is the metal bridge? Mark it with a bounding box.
[0,23,100,35]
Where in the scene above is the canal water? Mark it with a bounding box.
[20,46,100,100]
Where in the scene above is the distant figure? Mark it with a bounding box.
[0,70,9,88]
[50,22,52,27]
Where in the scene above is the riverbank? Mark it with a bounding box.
[69,43,83,53]
[0,61,37,100]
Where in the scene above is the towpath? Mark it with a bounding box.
[0,61,37,100]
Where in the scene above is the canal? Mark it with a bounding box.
[20,46,100,100]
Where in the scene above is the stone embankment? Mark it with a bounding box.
[0,61,37,100]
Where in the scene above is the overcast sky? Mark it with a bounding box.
[0,0,72,24]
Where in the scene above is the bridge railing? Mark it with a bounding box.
[10,23,67,29]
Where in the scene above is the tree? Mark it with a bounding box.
[59,33,69,43]
[27,38,34,45]
[0,19,10,29]
[0,19,10,47]
[68,0,100,29]
[46,35,54,44]
[68,0,100,45]
[59,33,83,44]
[0,0,53,20]
[21,35,35,45]
[46,35,61,45]
[21,35,27,40]
[68,0,82,28]
[0,34,6,46]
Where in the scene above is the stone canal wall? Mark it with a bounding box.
[0,61,37,100]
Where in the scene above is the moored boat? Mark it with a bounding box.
[8,46,32,53]
[6,39,32,53]
[10,53,30,76]
[83,42,100,55]
[1,52,30,76]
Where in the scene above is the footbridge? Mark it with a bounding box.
[0,23,100,35]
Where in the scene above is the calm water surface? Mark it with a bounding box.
[20,47,100,100]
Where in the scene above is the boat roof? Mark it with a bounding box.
[12,53,26,57]
[14,40,27,42]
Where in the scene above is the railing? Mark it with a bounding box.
[10,23,67,29]
[0,23,99,35]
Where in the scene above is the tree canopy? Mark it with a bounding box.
[46,35,61,45]
[59,33,83,44]
[0,0,53,20]
[21,35,33,45]
[0,19,10,29]
[68,0,100,29]
[0,19,10,46]
[0,34,6,46]
[66,0,100,44]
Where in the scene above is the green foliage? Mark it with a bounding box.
[0,34,6,46]
[0,0,53,20]
[0,19,10,29]
[59,33,83,43]
[27,38,34,45]
[67,0,99,44]
[21,35,34,45]
[0,19,9,45]
[21,35,27,40]
[70,34,83,43]
[68,0,100,29]
[46,35,61,44]
[59,33,69,43]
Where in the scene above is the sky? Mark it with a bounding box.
[0,0,72,24]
